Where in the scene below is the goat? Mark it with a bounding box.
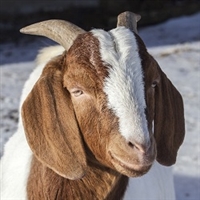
[0,11,185,199]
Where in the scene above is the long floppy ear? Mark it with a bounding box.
[154,66,185,166]
[21,57,87,179]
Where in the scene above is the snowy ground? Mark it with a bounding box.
[0,12,200,200]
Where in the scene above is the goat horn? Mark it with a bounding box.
[117,11,141,34]
[20,20,85,50]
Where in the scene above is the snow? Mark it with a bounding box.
[149,42,200,200]
[1,12,200,200]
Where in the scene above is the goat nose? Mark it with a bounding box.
[127,141,149,154]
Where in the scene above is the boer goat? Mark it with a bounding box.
[0,11,185,199]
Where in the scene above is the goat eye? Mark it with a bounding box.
[71,89,83,97]
[151,81,157,88]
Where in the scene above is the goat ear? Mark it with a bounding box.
[22,59,87,180]
[154,67,185,166]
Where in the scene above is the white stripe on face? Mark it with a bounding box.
[91,27,149,145]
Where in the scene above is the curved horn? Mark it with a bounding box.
[20,20,86,50]
[117,11,141,34]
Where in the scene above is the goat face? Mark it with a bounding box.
[21,14,185,180]
[63,30,156,177]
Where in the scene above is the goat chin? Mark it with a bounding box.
[109,151,152,177]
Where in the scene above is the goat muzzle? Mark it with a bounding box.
[108,134,156,177]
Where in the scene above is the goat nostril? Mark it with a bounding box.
[127,140,150,154]
[128,141,146,153]
[128,141,134,148]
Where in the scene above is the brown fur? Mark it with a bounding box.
[27,156,128,200]
[22,32,184,199]
[135,34,185,165]
[22,55,87,180]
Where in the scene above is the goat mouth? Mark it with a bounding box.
[109,151,152,177]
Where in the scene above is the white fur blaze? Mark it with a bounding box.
[91,27,149,144]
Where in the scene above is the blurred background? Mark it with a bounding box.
[1,0,200,43]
